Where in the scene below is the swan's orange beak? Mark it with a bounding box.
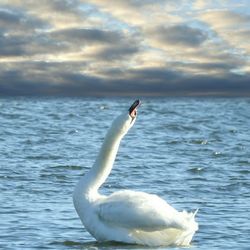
[129,100,141,118]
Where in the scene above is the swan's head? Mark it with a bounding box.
[111,100,141,136]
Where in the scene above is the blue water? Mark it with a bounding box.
[0,97,249,250]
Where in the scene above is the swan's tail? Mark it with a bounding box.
[181,208,199,244]
[182,208,199,230]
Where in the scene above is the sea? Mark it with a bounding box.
[0,97,249,250]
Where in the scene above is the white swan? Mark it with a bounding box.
[73,100,198,246]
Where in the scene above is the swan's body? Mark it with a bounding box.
[73,100,198,246]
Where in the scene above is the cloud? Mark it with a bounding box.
[0,33,25,56]
[96,44,139,61]
[1,0,86,29]
[200,10,250,53]
[201,10,250,29]
[1,60,249,96]
[51,28,123,45]
[0,0,249,96]
[148,24,207,48]
[0,8,20,24]
[49,26,142,62]
[0,31,69,57]
[0,7,49,34]
[88,0,183,28]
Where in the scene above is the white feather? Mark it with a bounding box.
[98,190,188,231]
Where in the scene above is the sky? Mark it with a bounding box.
[0,0,250,96]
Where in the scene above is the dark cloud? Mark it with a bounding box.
[0,65,111,96]
[0,69,54,96]
[50,28,141,60]
[129,68,182,83]
[171,61,244,75]
[152,24,207,47]
[51,28,123,45]
[181,74,250,96]
[115,69,250,96]
[0,33,26,56]
[0,32,68,57]
[1,63,250,96]
[0,6,51,57]
[0,7,49,33]
[96,44,139,60]
[0,9,20,24]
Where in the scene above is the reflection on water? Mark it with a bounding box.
[51,240,188,250]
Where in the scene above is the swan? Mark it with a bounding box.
[73,100,198,246]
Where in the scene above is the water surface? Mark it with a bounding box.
[0,97,249,250]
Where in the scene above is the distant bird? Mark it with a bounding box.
[73,100,198,246]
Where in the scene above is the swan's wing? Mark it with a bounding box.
[97,190,187,231]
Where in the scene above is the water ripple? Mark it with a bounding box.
[0,97,250,250]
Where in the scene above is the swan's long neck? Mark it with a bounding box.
[88,126,123,192]
[76,115,126,196]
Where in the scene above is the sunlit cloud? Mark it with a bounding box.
[200,10,250,54]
